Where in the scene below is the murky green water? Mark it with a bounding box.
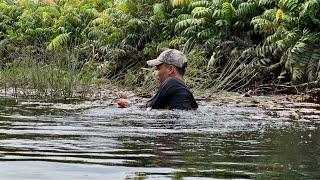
[0,98,319,179]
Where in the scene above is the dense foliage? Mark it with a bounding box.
[0,0,320,94]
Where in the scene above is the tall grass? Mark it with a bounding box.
[0,51,103,100]
[0,47,261,101]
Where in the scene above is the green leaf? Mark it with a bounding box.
[47,32,71,50]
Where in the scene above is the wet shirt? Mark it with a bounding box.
[146,77,198,110]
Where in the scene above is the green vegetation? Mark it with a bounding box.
[0,0,320,99]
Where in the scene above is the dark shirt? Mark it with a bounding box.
[146,77,198,110]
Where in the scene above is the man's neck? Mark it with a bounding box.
[169,74,184,82]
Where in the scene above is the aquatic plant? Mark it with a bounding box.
[0,49,101,100]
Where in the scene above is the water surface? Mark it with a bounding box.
[0,98,319,179]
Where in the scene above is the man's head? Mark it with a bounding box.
[147,49,187,83]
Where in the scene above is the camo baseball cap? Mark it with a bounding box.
[147,49,187,68]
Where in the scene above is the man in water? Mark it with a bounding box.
[145,49,198,110]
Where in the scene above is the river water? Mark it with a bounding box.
[0,97,319,179]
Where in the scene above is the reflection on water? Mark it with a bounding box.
[0,98,319,179]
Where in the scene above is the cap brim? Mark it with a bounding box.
[147,59,163,66]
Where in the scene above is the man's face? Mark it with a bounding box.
[155,63,171,83]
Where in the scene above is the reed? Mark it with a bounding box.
[0,51,102,100]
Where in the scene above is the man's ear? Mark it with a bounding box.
[168,65,175,74]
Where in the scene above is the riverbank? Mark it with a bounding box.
[0,84,313,104]
[1,84,320,122]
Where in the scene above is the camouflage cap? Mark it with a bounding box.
[147,49,187,68]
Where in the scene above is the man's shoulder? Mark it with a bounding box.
[159,77,189,93]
